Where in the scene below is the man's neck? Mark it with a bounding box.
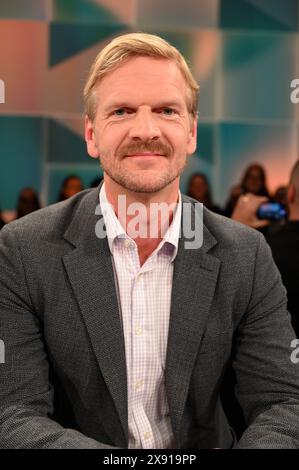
[103,177,180,266]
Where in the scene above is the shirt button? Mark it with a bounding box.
[144,432,151,440]
[124,239,132,248]
[135,326,143,336]
[134,380,144,391]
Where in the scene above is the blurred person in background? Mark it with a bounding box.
[16,187,41,219]
[265,185,289,234]
[231,163,299,335]
[267,161,299,337]
[187,173,223,214]
[272,185,288,221]
[58,175,84,202]
[225,163,270,217]
[273,185,288,209]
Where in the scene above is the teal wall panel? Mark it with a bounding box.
[48,119,89,164]
[0,117,43,211]
[196,123,215,165]
[53,0,119,23]
[50,23,127,66]
[221,33,296,121]
[220,0,298,32]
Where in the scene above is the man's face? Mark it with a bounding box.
[85,56,197,193]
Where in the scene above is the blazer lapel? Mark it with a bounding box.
[165,197,220,445]
[62,187,128,445]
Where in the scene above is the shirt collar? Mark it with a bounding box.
[99,182,181,263]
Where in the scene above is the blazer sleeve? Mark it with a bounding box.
[234,232,299,448]
[0,224,116,449]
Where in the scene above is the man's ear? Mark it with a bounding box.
[85,115,99,159]
[287,183,296,205]
[187,116,197,156]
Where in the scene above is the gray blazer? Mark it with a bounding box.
[0,187,299,449]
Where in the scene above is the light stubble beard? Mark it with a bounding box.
[99,140,188,193]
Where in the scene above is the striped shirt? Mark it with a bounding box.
[99,183,181,448]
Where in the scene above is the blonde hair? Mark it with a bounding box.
[83,32,199,121]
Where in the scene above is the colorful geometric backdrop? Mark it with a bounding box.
[0,0,298,211]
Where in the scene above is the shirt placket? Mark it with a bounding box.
[131,254,157,448]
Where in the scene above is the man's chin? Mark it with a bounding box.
[103,167,182,194]
[120,181,170,194]
[119,175,177,194]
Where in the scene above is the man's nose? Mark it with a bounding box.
[128,108,161,141]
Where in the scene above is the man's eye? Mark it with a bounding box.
[114,108,126,116]
[113,108,134,116]
[161,108,176,116]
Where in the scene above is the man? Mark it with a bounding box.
[1,33,299,449]
[266,161,299,337]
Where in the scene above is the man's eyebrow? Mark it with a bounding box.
[103,100,185,112]
[153,101,184,109]
[104,102,133,111]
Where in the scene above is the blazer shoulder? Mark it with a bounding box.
[182,193,263,251]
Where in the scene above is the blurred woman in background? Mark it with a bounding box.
[16,188,41,219]
[225,163,270,217]
[187,173,223,214]
[58,175,84,202]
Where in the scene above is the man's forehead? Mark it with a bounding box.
[95,56,188,104]
[100,56,185,86]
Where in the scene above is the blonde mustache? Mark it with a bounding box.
[117,141,172,159]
